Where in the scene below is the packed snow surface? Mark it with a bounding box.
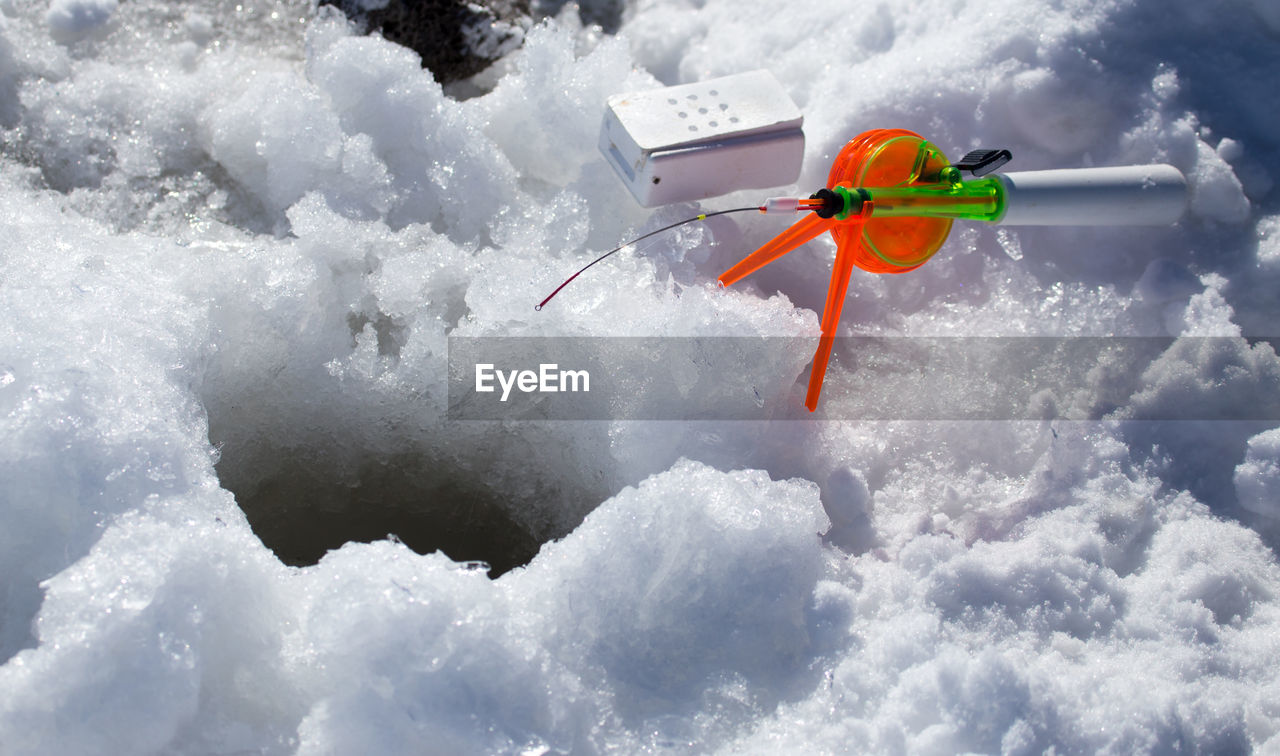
[2,0,1280,752]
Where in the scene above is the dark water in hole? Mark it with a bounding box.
[214,443,545,577]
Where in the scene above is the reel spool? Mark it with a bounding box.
[828,128,954,272]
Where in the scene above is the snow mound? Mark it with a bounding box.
[2,0,1280,751]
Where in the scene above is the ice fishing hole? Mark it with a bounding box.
[204,374,599,576]
[210,438,547,575]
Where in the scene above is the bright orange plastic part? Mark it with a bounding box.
[719,212,837,287]
[718,129,953,411]
[835,129,953,271]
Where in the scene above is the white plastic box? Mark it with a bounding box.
[599,70,805,207]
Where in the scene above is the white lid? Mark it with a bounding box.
[605,70,803,152]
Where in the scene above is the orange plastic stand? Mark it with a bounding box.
[719,129,953,411]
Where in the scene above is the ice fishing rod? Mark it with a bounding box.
[539,128,1188,411]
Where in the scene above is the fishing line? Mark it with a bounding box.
[535,206,762,310]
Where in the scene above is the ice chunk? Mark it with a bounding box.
[1189,138,1251,223]
[204,72,345,220]
[509,460,829,722]
[1236,428,1280,519]
[46,0,117,43]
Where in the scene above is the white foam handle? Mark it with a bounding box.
[996,164,1187,225]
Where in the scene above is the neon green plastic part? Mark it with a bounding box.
[821,174,1006,224]
[833,185,858,220]
[863,176,1006,222]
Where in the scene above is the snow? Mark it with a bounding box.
[44,0,116,43]
[1,0,1279,752]
[1237,428,1280,520]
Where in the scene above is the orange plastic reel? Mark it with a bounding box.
[718,129,953,410]
[829,128,953,272]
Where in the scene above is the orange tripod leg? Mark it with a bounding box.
[804,233,863,411]
[719,213,837,287]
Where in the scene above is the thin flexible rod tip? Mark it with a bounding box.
[535,206,761,309]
